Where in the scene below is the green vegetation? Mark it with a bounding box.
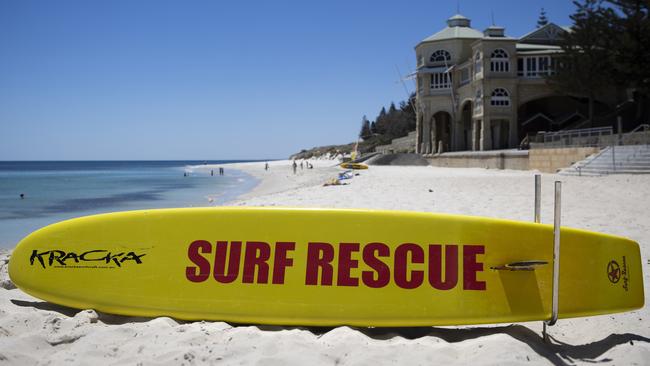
[290,94,416,159]
[357,93,417,152]
[537,8,549,27]
[550,0,650,125]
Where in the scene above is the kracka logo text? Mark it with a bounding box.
[30,249,146,268]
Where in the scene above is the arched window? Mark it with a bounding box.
[490,88,510,106]
[474,52,482,75]
[430,50,451,64]
[490,49,510,72]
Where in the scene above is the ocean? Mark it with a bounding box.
[0,161,259,248]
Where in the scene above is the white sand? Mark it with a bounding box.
[1,160,649,365]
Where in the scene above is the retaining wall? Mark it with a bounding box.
[528,147,599,173]
[427,150,530,170]
[425,147,599,172]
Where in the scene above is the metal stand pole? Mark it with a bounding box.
[534,175,548,341]
[543,181,562,342]
[534,175,541,224]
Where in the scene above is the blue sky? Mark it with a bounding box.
[0,0,575,160]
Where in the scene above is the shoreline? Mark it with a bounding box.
[201,159,342,202]
[1,163,649,364]
[0,160,267,249]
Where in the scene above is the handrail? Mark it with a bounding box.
[540,126,613,147]
[628,124,649,133]
[621,123,650,146]
[576,147,610,176]
[533,123,649,149]
[542,126,613,138]
[519,135,530,150]
[622,126,650,162]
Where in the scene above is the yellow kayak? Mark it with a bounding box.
[339,163,368,170]
[9,207,644,326]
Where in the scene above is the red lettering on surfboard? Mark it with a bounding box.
[186,240,212,282]
[186,241,486,291]
[187,241,294,285]
[214,241,241,283]
[463,245,486,290]
[305,242,334,285]
[242,241,271,284]
[394,243,425,289]
[361,242,390,288]
[428,244,458,290]
[272,242,295,284]
[337,243,359,286]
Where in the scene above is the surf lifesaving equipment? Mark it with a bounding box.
[339,163,368,170]
[9,207,644,326]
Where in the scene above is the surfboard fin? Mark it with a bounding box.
[491,260,548,271]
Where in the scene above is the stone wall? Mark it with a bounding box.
[425,147,600,172]
[528,147,599,173]
[427,150,529,170]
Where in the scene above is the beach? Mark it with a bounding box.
[1,161,649,365]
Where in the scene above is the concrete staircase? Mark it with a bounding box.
[560,144,650,176]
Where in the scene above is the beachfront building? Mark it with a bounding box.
[414,14,599,154]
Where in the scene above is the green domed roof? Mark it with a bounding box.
[420,14,484,43]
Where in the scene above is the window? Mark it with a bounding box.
[490,49,509,72]
[430,50,451,64]
[490,88,510,106]
[517,56,555,77]
[474,52,482,74]
[539,57,549,73]
[431,72,452,89]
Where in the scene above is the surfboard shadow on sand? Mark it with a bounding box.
[11,299,649,366]
[10,299,153,325]
[359,326,649,366]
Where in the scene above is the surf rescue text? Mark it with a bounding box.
[186,241,486,290]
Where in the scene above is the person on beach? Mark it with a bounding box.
[292,160,297,174]
[300,161,303,169]
[211,170,214,176]
[265,162,269,171]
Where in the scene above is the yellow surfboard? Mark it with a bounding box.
[9,207,644,326]
[339,163,368,170]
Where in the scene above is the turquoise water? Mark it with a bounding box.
[0,161,259,248]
